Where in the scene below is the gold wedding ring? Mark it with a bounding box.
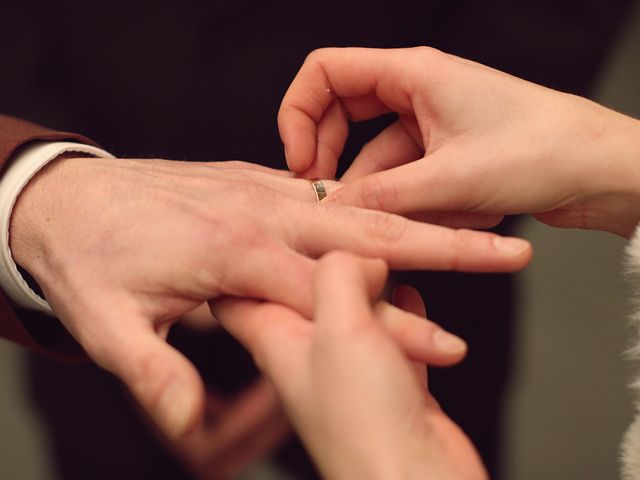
[308,178,327,203]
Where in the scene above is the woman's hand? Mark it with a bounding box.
[213,252,488,480]
[279,47,640,236]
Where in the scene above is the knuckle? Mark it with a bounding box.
[303,49,322,67]
[235,179,270,203]
[304,47,332,65]
[412,45,445,61]
[453,228,483,245]
[214,229,263,277]
[356,175,400,211]
[221,182,284,224]
[216,160,252,170]
[235,221,270,251]
[366,211,408,249]
[407,47,450,90]
[408,46,448,71]
[447,228,482,270]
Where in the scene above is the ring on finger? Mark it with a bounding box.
[308,179,327,203]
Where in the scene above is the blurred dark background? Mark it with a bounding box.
[0,0,637,479]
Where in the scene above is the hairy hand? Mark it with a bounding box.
[9,157,530,438]
[170,379,289,480]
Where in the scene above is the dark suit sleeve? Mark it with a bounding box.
[0,114,96,356]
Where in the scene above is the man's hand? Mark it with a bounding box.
[170,379,290,480]
[163,308,290,479]
[279,47,640,236]
[214,252,488,480]
[9,157,530,439]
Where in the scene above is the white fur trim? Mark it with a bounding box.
[621,224,640,478]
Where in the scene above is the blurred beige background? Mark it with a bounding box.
[1,3,640,479]
[504,2,640,478]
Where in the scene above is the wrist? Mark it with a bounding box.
[10,154,73,272]
[9,152,108,303]
[565,97,640,237]
[0,142,111,312]
[598,112,640,237]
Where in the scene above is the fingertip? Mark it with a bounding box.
[445,229,533,273]
[156,373,206,439]
[121,337,206,439]
[279,120,315,174]
[283,140,314,174]
[377,302,467,366]
[412,326,467,366]
[432,329,468,359]
[77,310,206,440]
[492,235,530,254]
[297,163,332,180]
[492,235,533,269]
[286,155,310,175]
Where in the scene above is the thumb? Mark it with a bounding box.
[325,148,476,215]
[84,317,205,439]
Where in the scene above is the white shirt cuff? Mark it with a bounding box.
[0,141,114,315]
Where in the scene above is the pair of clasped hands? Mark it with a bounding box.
[12,47,640,478]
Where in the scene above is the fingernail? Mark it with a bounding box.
[322,188,342,203]
[158,380,195,438]
[433,330,467,354]
[493,236,529,255]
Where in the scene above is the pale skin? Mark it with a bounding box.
[213,251,488,480]
[271,45,640,477]
[8,155,531,448]
[279,46,640,237]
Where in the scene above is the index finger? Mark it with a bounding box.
[278,47,421,175]
[314,252,388,336]
[290,203,533,273]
